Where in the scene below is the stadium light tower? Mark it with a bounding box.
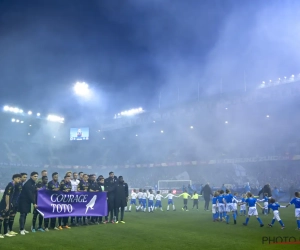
[74,82,90,97]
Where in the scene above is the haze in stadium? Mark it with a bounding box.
[1,0,300,249]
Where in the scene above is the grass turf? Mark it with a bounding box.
[0,199,300,250]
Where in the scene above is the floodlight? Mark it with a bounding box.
[74,82,90,97]
[47,114,64,123]
[28,111,32,115]
[225,121,228,124]
[37,113,41,117]
[11,118,15,122]
[103,137,105,140]
[190,126,194,129]
[20,121,24,123]
[16,119,20,123]
[161,130,164,133]
[19,109,23,113]
[266,115,270,118]
[136,134,138,137]
[3,106,9,111]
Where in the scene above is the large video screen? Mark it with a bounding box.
[70,127,89,141]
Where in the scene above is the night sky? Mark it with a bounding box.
[1,0,300,119]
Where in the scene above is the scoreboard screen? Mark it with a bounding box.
[70,127,89,141]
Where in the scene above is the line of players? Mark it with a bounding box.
[0,170,129,238]
[211,189,300,230]
[126,189,200,212]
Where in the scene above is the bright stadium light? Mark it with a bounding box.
[117,107,144,118]
[11,118,15,122]
[136,134,138,137]
[28,111,32,115]
[3,106,9,111]
[161,130,164,133]
[37,113,40,117]
[20,121,24,123]
[225,121,228,124]
[16,119,20,123]
[190,126,194,129]
[103,137,105,140]
[47,114,64,123]
[266,115,270,118]
[74,82,90,97]
[13,108,19,113]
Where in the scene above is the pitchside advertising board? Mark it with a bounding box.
[37,190,107,218]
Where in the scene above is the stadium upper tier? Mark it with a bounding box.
[0,80,299,166]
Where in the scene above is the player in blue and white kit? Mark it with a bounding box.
[164,190,176,211]
[267,198,285,229]
[217,190,226,221]
[212,191,219,222]
[155,191,164,211]
[232,192,239,217]
[136,188,143,211]
[141,189,148,212]
[241,192,264,227]
[240,194,246,216]
[258,193,270,215]
[224,189,237,224]
[286,192,300,230]
[128,189,137,212]
[147,190,155,212]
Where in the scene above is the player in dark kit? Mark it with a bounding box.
[32,176,48,232]
[0,174,21,238]
[114,176,129,224]
[48,172,60,230]
[59,175,72,229]
[78,174,90,225]
[105,172,118,223]
[88,174,101,224]
[18,172,38,235]
[8,172,27,235]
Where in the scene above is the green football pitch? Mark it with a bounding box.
[0,199,300,250]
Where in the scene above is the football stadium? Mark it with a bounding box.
[1,1,300,249]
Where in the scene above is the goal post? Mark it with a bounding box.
[158,180,192,192]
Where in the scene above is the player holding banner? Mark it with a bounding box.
[59,175,72,229]
[47,172,60,230]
